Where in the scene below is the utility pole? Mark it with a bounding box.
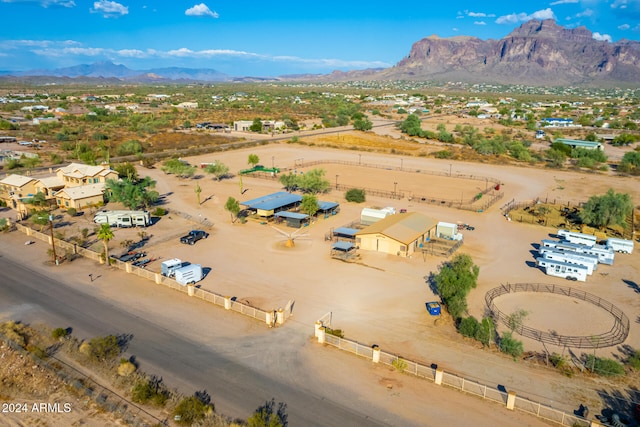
[49,214,58,265]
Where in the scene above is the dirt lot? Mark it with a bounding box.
[2,139,640,423]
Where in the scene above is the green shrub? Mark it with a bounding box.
[0,218,9,231]
[152,207,167,216]
[627,350,640,370]
[585,355,625,376]
[434,150,453,159]
[86,335,121,362]
[173,394,213,425]
[499,332,524,360]
[66,208,77,217]
[325,328,344,338]
[392,357,408,372]
[458,316,479,338]
[52,327,69,340]
[345,188,366,203]
[131,377,168,406]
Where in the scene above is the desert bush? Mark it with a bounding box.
[0,321,30,348]
[458,316,479,338]
[117,359,136,377]
[392,357,408,372]
[83,335,122,362]
[434,150,453,159]
[345,188,366,203]
[173,393,214,425]
[152,207,167,216]
[325,328,344,338]
[499,332,524,360]
[52,327,69,340]
[585,355,625,376]
[66,208,77,217]
[627,350,640,370]
[0,218,9,232]
[131,376,168,406]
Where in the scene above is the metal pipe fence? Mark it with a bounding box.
[485,283,630,349]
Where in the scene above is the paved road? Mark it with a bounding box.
[0,254,395,427]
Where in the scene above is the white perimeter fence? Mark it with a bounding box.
[315,323,596,427]
[13,222,288,327]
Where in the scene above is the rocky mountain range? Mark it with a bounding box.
[1,20,638,86]
[339,20,640,86]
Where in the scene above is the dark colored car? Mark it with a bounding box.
[180,230,209,245]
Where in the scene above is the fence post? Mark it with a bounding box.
[154,273,162,284]
[372,345,380,363]
[125,262,132,273]
[434,368,444,385]
[590,419,603,427]
[224,296,231,310]
[506,391,516,410]
[317,326,326,344]
[266,311,274,327]
[187,284,194,297]
[276,308,284,325]
[314,321,323,338]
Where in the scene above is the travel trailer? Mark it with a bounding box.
[606,238,634,254]
[174,264,203,285]
[541,240,614,265]
[540,249,598,275]
[94,210,151,228]
[161,258,184,277]
[536,257,588,282]
[557,229,597,247]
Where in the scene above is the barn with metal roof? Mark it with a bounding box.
[355,212,437,257]
[241,191,302,217]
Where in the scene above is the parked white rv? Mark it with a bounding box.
[606,238,634,254]
[536,257,588,282]
[540,250,598,275]
[541,240,614,265]
[94,210,151,227]
[174,264,203,285]
[161,258,184,277]
[557,229,597,246]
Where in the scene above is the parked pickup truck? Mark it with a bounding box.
[180,230,209,245]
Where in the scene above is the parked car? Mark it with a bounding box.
[180,230,209,245]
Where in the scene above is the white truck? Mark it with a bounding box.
[94,210,151,227]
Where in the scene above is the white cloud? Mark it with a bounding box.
[91,0,128,18]
[496,8,556,24]
[618,23,630,30]
[576,8,594,17]
[185,3,218,18]
[592,32,612,42]
[550,0,578,5]
[21,43,390,69]
[0,0,75,7]
[611,0,627,9]
[474,21,487,25]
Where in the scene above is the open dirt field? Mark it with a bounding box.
[2,139,639,423]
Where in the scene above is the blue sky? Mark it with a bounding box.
[1,0,639,76]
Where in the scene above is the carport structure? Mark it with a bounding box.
[241,191,302,218]
[331,241,357,260]
[274,211,309,228]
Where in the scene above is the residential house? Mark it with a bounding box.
[0,174,40,216]
[54,183,106,210]
[56,162,118,187]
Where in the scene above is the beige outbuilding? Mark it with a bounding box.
[355,212,438,257]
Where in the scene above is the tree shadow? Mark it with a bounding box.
[116,333,133,352]
[623,279,640,294]
[424,272,439,296]
[595,387,640,427]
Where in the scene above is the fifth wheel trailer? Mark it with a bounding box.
[536,257,588,282]
[94,210,151,227]
[540,250,598,275]
[606,238,634,254]
[557,229,597,246]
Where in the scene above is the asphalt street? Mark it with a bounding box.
[0,254,397,426]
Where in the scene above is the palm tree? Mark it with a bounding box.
[97,223,114,265]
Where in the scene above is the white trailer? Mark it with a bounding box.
[606,238,634,254]
[174,264,203,285]
[360,207,394,226]
[557,229,597,246]
[436,222,462,240]
[540,250,598,275]
[541,240,614,265]
[536,257,588,282]
[161,258,184,277]
[94,210,151,227]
